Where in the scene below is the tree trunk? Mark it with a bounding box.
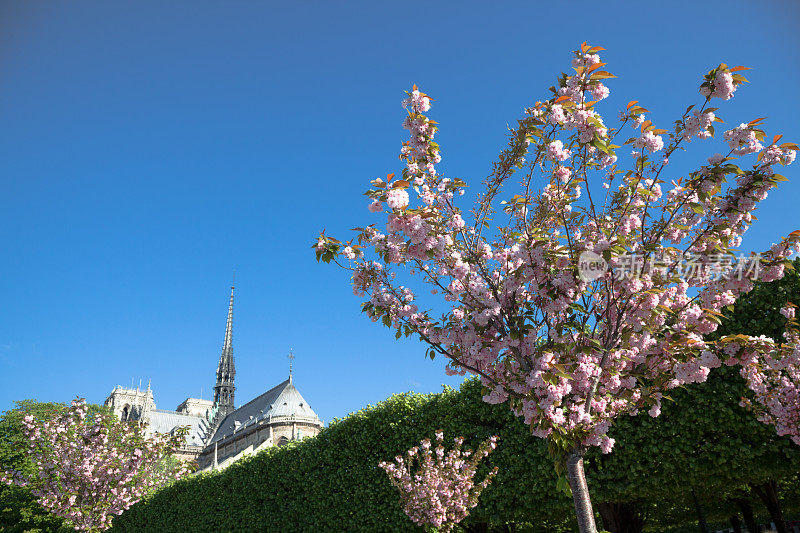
[567,447,598,533]
[729,514,742,533]
[597,501,644,533]
[751,481,787,533]
[736,498,760,533]
[691,487,709,533]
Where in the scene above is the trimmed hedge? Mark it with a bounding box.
[111,371,800,532]
[111,379,577,532]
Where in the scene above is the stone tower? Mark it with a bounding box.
[212,283,236,423]
[104,381,155,422]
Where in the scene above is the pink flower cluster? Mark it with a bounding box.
[724,123,764,156]
[723,331,800,446]
[682,110,716,141]
[364,86,446,217]
[700,70,737,100]
[633,130,664,153]
[546,140,572,162]
[403,88,431,113]
[760,144,797,177]
[401,86,440,183]
[590,83,610,101]
[387,188,410,210]
[378,432,498,532]
[539,52,612,146]
[0,399,189,532]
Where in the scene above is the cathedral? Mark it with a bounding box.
[103,284,323,471]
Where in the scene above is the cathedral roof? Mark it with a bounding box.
[148,410,209,447]
[209,377,321,444]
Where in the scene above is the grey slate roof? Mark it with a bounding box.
[210,378,320,444]
[148,409,209,447]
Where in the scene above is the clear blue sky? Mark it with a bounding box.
[2,1,799,424]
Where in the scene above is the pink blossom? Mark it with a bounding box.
[723,123,764,156]
[683,110,715,141]
[449,214,466,229]
[549,104,566,125]
[546,140,572,162]
[599,436,614,454]
[554,167,572,183]
[379,433,499,532]
[386,188,410,210]
[633,130,664,153]
[590,83,610,101]
[711,71,736,100]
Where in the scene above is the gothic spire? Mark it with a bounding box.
[213,282,236,420]
[223,283,234,363]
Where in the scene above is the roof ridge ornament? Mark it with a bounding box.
[288,348,295,383]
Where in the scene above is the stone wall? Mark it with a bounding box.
[196,420,322,470]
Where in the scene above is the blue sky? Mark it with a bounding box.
[2,1,799,424]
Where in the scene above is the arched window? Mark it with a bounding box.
[121,405,130,421]
[277,436,289,447]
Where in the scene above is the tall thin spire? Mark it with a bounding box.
[223,282,234,361]
[213,282,236,421]
[288,349,295,383]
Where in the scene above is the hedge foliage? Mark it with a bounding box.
[111,367,800,532]
[111,379,578,532]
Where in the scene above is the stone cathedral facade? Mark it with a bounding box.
[104,285,322,470]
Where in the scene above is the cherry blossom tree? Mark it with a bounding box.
[0,398,190,532]
[316,43,799,532]
[379,432,498,532]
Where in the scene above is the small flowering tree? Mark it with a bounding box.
[379,432,498,532]
[316,43,799,532]
[0,398,190,532]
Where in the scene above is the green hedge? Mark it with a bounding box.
[110,368,800,532]
[110,380,577,532]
